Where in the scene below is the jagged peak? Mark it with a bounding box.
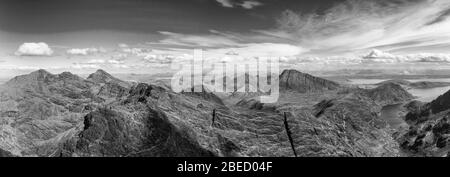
[279,69,339,92]
[87,69,116,82]
[29,69,53,77]
[280,69,309,77]
[89,69,112,78]
[57,71,83,80]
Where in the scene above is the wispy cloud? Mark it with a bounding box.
[267,0,450,56]
[66,47,106,56]
[215,0,263,9]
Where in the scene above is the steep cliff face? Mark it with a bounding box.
[279,70,340,93]
[399,89,450,156]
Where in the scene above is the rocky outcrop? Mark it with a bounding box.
[312,92,400,157]
[0,148,14,157]
[399,113,450,156]
[405,89,450,124]
[362,83,414,106]
[399,89,450,156]
[279,70,340,93]
[61,107,215,157]
[182,85,225,106]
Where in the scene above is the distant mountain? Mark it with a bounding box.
[88,69,131,88]
[279,70,340,93]
[363,83,415,106]
[376,79,450,89]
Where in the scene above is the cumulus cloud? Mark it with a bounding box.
[15,42,54,56]
[66,47,106,56]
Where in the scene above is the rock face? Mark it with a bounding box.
[312,92,400,157]
[0,148,14,157]
[0,69,131,156]
[61,107,215,157]
[399,89,450,156]
[279,70,340,93]
[405,89,450,124]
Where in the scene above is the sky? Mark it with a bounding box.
[2,0,450,77]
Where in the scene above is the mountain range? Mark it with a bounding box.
[0,68,443,157]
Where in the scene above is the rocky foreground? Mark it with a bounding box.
[398,89,450,157]
[0,69,422,157]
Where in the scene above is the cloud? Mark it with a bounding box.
[121,47,152,56]
[215,0,263,9]
[82,59,125,65]
[268,0,450,55]
[110,53,128,60]
[155,31,240,48]
[72,59,129,69]
[241,1,263,9]
[361,49,450,63]
[225,51,239,55]
[207,43,304,58]
[118,43,129,48]
[142,54,174,64]
[15,42,54,56]
[216,0,234,8]
[363,49,397,59]
[66,47,106,55]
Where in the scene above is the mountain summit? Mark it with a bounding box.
[279,69,340,93]
[87,69,118,83]
[87,69,130,87]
